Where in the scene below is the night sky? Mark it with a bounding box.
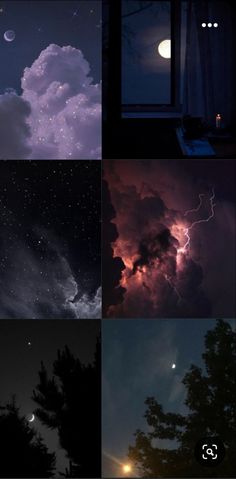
[122,0,172,105]
[0,160,101,319]
[103,159,236,318]
[102,318,236,478]
[0,0,101,159]
[0,319,100,474]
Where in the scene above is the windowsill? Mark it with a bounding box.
[122,112,183,118]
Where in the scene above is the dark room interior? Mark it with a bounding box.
[103,0,236,159]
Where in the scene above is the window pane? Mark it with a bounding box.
[122,1,171,105]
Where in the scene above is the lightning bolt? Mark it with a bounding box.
[184,193,205,216]
[164,273,182,302]
[178,188,216,255]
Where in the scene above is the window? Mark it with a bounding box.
[121,0,186,115]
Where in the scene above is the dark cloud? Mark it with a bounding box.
[0,161,101,319]
[103,160,235,318]
[102,180,125,316]
[0,227,101,319]
[0,93,32,159]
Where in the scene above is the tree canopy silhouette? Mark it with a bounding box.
[32,339,101,478]
[0,398,55,478]
[128,320,236,477]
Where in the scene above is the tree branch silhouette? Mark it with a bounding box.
[128,320,236,477]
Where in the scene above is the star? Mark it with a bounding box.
[70,8,79,19]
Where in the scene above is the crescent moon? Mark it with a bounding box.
[29,414,35,423]
[4,30,15,42]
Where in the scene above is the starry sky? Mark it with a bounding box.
[102,318,236,478]
[103,159,236,319]
[0,1,101,159]
[0,160,101,319]
[0,0,101,93]
[0,319,100,474]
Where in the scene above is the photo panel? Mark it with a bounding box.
[0,0,101,160]
[102,318,236,478]
[103,0,236,159]
[0,319,101,478]
[0,160,101,319]
[103,159,236,318]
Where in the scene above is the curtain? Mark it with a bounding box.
[183,0,235,129]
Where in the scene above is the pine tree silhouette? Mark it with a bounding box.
[0,397,55,478]
[32,339,101,478]
[128,320,236,477]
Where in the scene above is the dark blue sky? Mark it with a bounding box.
[0,0,101,94]
[121,0,188,107]
[102,319,236,477]
[122,0,171,105]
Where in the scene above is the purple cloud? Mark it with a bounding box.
[0,44,101,160]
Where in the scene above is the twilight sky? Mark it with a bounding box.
[0,319,100,474]
[0,160,101,319]
[0,0,101,159]
[102,318,236,478]
[103,159,236,319]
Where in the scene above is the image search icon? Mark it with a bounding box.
[202,444,218,460]
[194,437,225,467]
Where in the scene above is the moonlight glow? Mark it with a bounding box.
[4,30,15,42]
[158,39,171,59]
[123,464,132,474]
[28,414,35,423]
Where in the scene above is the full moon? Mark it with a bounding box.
[4,30,16,42]
[158,39,171,59]
[172,363,176,369]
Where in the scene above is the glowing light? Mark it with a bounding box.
[184,193,205,216]
[28,414,35,423]
[158,39,171,59]
[177,188,216,255]
[202,23,207,28]
[213,23,218,28]
[4,30,16,42]
[164,274,182,301]
[123,464,132,474]
[172,363,176,369]
[208,22,212,27]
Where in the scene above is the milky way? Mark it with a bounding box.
[103,160,236,318]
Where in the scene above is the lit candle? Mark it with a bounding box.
[216,114,222,129]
